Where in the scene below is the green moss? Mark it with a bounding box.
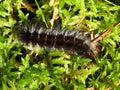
[0,0,120,89]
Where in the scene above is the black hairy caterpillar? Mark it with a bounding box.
[16,20,120,60]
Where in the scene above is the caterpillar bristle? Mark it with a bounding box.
[16,21,100,60]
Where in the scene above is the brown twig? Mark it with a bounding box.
[91,21,120,43]
[21,2,35,13]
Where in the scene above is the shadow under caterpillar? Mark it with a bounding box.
[15,21,120,60]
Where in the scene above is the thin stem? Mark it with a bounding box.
[91,21,120,43]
